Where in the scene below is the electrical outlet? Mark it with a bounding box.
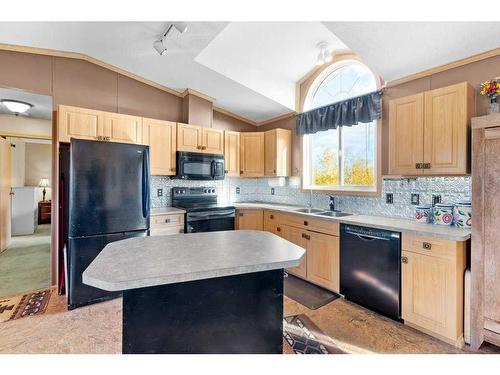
[432,194,442,206]
[411,193,420,205]
[236,187,240,194]
[271,188,275,195]
[157,188,163,197]
[386,193,393,204]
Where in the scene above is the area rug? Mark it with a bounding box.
[283,314,346,354]
[0,289,52,322]
[284,273,340,310]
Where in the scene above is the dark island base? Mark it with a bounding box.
[122,269,284,354]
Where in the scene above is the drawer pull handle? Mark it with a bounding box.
[301,233,310,240]
[238,213,244,217]
[165,218,171,223]
[303,220,308,226]
[401,256,408,264]
[422,242,432,250]
[270,214,274,219]
[276,227,281,232]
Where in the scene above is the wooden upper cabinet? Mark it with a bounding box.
[240,132,265,177]
[389,93,424,175]
[58,105,104,142]
[177,123,202,152]
[224,131,240,177]
[306,231,340,293]
[103,112,142,144]
[201,128,224,154]
[388,82,474,176]
[423,82,473,175]
[264,128,291,177]
[142,118,177,176]
[177,123,223,154]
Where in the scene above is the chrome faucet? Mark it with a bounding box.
[308,190,313,209]
[329,195,336,211]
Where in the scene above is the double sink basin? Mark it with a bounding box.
[292,208,352,217]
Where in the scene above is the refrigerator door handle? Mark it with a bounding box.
[142,148,150,219]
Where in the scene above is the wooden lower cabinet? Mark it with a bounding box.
[280,224,308,279]
[401,235,466,347]
[236,209,263,231]
[150,213,184,236]
[306,231,339,292]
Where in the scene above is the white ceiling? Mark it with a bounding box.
[1,22,500,122]
[0,87,53,119]
[195,22,346,109]
[323,22,500,82]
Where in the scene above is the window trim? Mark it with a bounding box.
[300,60,382,197]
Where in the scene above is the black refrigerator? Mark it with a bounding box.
[65,139,150,309]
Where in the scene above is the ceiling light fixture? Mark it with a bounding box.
[153,22,188,56]
[0,99,33,115]
[316,42,332,66]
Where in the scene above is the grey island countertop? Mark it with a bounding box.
[83,230,305,292]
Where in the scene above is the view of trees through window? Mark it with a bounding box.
[304,61,377,188]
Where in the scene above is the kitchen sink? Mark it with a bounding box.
[316,211,353,217]
[292,208,326,214]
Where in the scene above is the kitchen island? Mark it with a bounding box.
[82,230,305,354]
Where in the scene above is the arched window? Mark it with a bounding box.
[302,60,379,193]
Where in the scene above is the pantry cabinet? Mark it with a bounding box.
[401,235,466,347]
[103,112,143,144]
[177,123,224,154]
[224,131,240,177]
[236,209,263,231]
[264,129,291,177]
[240,132,265,177]
[388,82,474,176]
[142,118,177,176]
[58,105,104,143]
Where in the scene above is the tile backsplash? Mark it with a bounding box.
[151,176,471,220]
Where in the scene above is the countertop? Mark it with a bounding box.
[150,207,186,216]
[233,202,471,241]
[82,230,305,291]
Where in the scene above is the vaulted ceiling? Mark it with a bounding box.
[1,22,499,123]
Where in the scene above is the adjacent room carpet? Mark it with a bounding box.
[283,314,345,354]
[0,288,52,322]
[0,224,51,298]
[284,273,339,310]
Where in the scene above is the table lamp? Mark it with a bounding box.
[38,178,50,201]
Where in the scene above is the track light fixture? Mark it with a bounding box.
[153,22,188,55]
[316,41,332,66]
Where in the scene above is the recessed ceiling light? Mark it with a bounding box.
[1,99,33,114]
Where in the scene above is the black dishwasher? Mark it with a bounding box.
[340,224,402,321]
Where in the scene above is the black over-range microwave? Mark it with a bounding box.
[176,151,225,180]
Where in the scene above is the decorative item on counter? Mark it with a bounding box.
[480,78,500,114]
[415,205,431,223]
[453,201,472,228]
[433,203,454,226]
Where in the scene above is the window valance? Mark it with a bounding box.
[296,91,383,135]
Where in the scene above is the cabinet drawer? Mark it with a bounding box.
[150,226,184,236]
[402,235,462,259]
[151,214,184,229]
[263,210,280,225]
[281,213,339,236]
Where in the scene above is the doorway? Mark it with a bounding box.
[0,88,53,299]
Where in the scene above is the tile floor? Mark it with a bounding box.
[0,290,498,354]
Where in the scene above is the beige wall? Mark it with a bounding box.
[25,142,51,201]
[0,114,52,139]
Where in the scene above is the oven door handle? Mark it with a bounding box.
[188,210,235,219]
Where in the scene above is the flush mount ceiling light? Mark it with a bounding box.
[153,22,188,55]
[0,99,33,115]
[316,41,333,66]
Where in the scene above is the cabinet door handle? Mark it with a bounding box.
[96,136,102,141]
[423,163,431,169]
[170,167,175,172]
[238,213,244,217]
[165,218,171,223]
[224,170,228,174]
[422,242,432,250]
[240,170,243,174]
[270,214,274,219]
[401,256,408,264]
[415,163,422,169]
[276,227,281,232]
[303,220,308,226]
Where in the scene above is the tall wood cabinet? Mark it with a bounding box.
[177,123,224,154]
[240,132,265,177]
[264,128,292,177]
[471,113,500,349]
[142,119,177,176]
[389,82,474,175]
[224,131,240,177]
